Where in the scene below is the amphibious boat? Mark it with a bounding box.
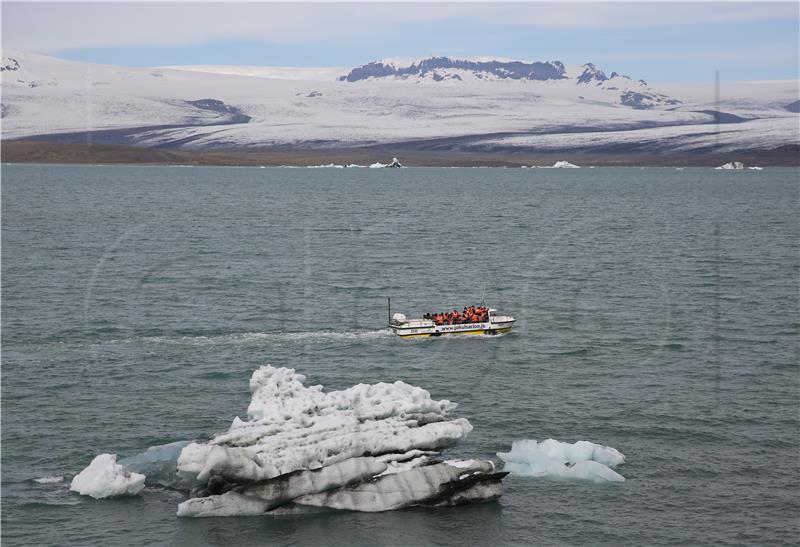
[387,298,515,338]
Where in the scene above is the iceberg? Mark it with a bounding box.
[497,439,626,483]
[550,160,580,168]
[173,365,503,516]
[70,454,146,499]
[715,161,745,170]
[68,366,505,515]
[369,157,405,168]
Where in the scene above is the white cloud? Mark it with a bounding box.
[2,2,796,52]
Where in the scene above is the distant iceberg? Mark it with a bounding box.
[369,157,405,168]
[541,160,580,168]
[715,161,745,170]
[497,438,626,482]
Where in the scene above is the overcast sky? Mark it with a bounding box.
[2,1,798,82]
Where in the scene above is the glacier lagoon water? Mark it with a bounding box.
[2,164,798,546]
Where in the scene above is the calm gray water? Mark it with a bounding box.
[2,164,798,546]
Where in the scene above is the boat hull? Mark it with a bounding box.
[389,321,514,338]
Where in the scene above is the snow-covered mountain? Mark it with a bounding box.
[338,56,681,109]
[1,50,798,154]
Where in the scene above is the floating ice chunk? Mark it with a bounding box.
[70,454,146,498]
[296,460,504,512]
[34,475,63,484]
[369,157,404,168]
[497,439,626,482]
[748,166,763,170]
[550,160,580,168]
[715,161,745,170]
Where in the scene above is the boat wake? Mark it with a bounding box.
[106,329,393,347]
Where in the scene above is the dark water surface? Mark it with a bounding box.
[2,164,798,546]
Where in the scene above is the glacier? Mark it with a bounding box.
[497,439,626,483]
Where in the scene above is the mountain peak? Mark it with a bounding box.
[339,56,567,82]
[577,63,608,85]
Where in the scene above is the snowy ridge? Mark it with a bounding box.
[161,65,348,81]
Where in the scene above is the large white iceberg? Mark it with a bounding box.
[497,439,626,482]
[70,454,146,498]
[174,365,503,516]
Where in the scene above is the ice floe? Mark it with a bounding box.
[497,439,626,482]
[70,454,146,498]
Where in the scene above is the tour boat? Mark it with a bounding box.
[387,298,515,338]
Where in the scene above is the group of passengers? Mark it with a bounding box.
[424,306,489,326]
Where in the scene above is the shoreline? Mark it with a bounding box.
[3,140,799,167]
